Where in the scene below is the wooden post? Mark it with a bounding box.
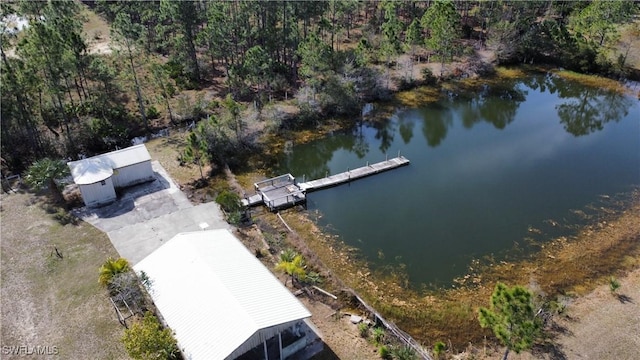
[312,285,338,299]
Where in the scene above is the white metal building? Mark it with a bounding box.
[68,144,154,207]
[134,229,318,360]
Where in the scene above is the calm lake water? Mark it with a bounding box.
[274,73,640,288]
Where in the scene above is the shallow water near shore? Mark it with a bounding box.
[274,72,640,288]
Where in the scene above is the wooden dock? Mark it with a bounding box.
[298,156,410,192]
[242,156,410,211]
[243,174,307,211]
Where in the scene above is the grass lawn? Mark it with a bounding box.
[1,191,128,359]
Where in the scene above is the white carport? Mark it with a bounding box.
[134,229,315,360]
[68,144,154,207]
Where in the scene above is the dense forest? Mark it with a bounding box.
[1,0,638,174]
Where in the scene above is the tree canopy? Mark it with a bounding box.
[24,158,70,204]
[2,0,638,173]
[122,312,180,360]
[478,282,542,360]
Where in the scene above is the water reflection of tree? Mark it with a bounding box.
[276,134,355,181]
[371,118,397,154]
[351,122,369,158]
[420,104,453,147]
[397,111,416,145]
[552,78,633,137]
[479,85,526,129]
[524,74,634,136]
[278,123,381,180]
[520,73,554,94]
[418,82,526,147]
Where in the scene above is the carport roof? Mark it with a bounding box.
[68,144,151,185]
[133,229,311,360]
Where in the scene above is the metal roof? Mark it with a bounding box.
[68,144,151,185]
[133,229,312,360]
[67,157,113,185]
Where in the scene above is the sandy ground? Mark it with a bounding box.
[298,297,379,360]
[494,267,640,360]
[554,268,640,359]
[1,191,129,360]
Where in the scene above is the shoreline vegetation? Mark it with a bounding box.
[252,178,639,353]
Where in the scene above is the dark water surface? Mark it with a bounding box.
[274,74,640,288]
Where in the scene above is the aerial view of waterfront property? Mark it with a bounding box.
[2,1,639,359]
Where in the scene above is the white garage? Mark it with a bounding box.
[68,144,154,207]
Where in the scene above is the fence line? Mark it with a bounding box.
[350,291,433,360]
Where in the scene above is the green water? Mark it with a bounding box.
[274,73,640,288]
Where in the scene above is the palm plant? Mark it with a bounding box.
[99,257,131,286]
[279,248,297,262]
[276,252,306,287]
[25,158,70,204]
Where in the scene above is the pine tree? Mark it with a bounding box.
[421,0,461,76]
[478,283,542,360]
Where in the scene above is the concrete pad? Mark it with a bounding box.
[73,161,192,233]
[73,160,230,264]
[108,202,229,265]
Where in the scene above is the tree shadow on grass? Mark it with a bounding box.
[531,318,571,360]
[532,341,568,360]
[616,293,634,304]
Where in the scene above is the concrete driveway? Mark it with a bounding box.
[73,161,229,264]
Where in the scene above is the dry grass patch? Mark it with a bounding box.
[1,191,128,359]
[551,69,633,94]
[144,134,200,186]
[494,66,528,79]
[395,86,441,107]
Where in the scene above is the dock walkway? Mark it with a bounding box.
[243,156,410,211]
[298,156,409,192]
